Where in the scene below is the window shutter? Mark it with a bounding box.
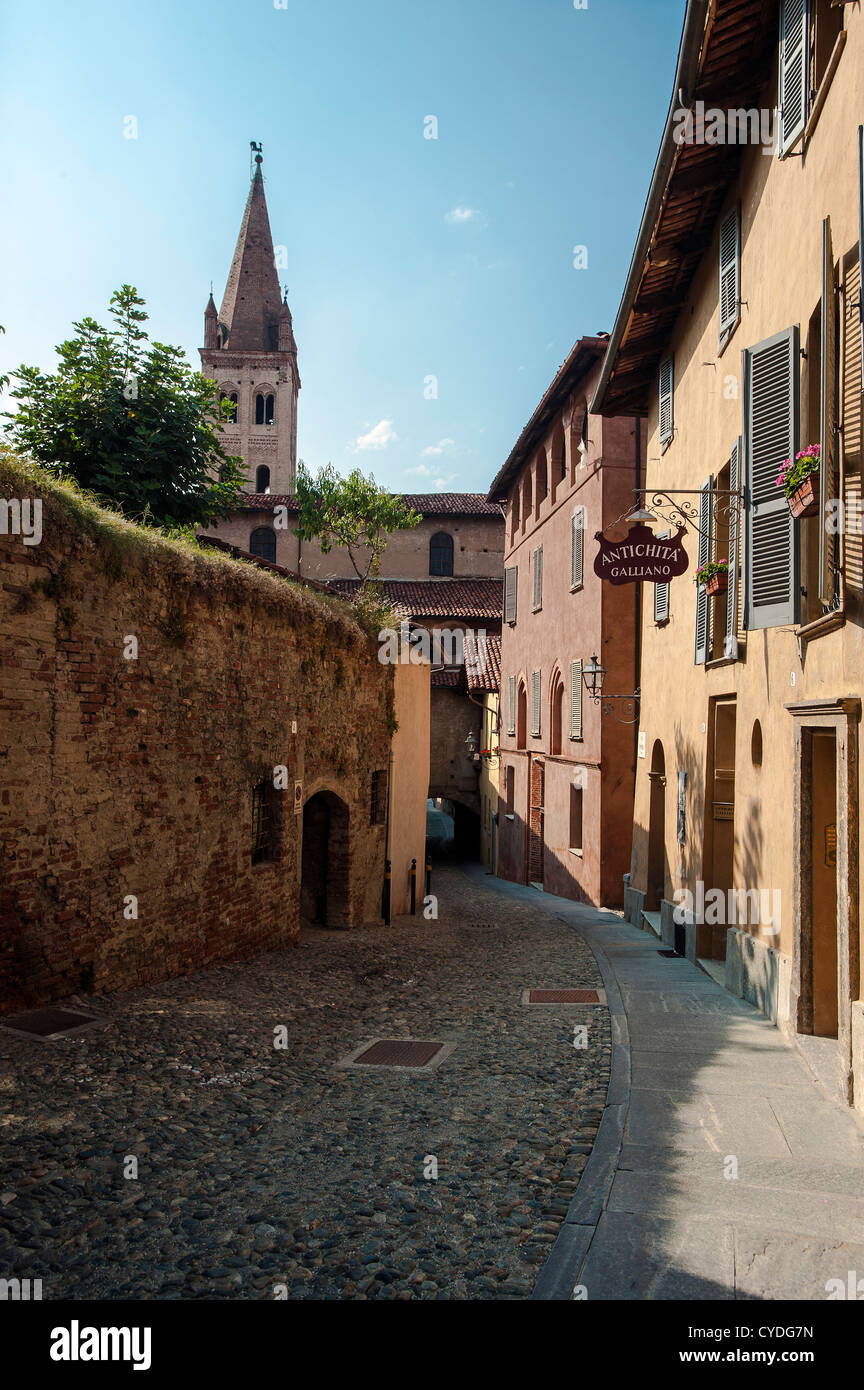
[531,670,541,738]
[570,510,584,589]
[725,441,742,658]
[858,125,864,390]
[778,0,808,157]
[507,675,516,736]
[569,660,583,740]
[694,479,713,664]
[532,547,543,610]
[654,531,671,624]
[659,356,674,444]
[744,327,799,630]
[504,565,517,624]
[719,206,740,340]
[820,216,838,609]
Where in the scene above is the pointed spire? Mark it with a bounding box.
[218,149,283,351]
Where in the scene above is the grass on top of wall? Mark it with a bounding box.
[0,449,398,646]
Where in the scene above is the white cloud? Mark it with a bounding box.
[421,437,455,457]
[445,206,480,224]
[354,419,397,451]
[434,474,458,491]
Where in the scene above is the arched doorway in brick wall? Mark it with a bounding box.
[301,790,350,928]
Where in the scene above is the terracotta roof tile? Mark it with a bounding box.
[464,632,501,693]
[329,578,503,621]
[233,492,503,518]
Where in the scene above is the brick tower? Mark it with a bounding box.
[201,149,300,495]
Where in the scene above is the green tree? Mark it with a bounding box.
[2,286,245,528]
[294,461,421,584]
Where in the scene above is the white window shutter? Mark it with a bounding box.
[532,547,543,610]
[654,531,671,624]
[719,206,740,340]
[744,327,799,630]
[778,0,808,157]
[507,675,516,736]
[820,216,838,609]
[694,478,713,665]
[570,510,584,589]
[725,441,742,658]
[569,660,583,740]
[531,670,541,738]
[659,356,674,444]
[504,565,517,624]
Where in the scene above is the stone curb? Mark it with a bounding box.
[531,921,630,1301]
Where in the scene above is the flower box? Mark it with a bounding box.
[788,474,819,519]
[705,571,728,597]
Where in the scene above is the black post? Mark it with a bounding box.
[383,859,391,925]
[425,856,432,898]
[410,858,416,915]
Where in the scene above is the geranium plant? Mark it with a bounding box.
[695,558,729,586]
[776,444,820,499]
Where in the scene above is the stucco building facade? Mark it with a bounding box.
[594,0,864,1104]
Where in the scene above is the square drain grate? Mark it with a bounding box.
[335,1037,455,1073]
[521,987,606,1006]
[0,1007,105,1041]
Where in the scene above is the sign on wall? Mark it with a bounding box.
[593,523,689,584]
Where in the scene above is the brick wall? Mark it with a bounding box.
[0,466,401,1009]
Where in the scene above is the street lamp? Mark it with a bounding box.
[464,730,479,757]
[583,654,606,697]
[582,653,640,724]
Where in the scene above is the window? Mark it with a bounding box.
[530,670,541,739]
[535,452,547,514]
[516,682,527,749]
[250,526,277,562]
[580,408,589,462]
[504,565,518,625]
[659,356,674,446]
[251,779,280,865]
[570,509,585,590]
[725,442,742,657]
[256,465,271,494]
[569,784,583,853]
[694,478,714,665]
[778,0,808,156]
[510,490,520,542]
[558,434,567,482]
[521,472,532,532]
[370,770,387,826]
[654,530,671,625]
[255,392,275,425]
[429,531,454,576]
[550,676,564,757]
[532,547,543,611]
[719,206,740,344]
[569,660,583,741]
[744,328,799,630]
[221,391,238,423]
[507,674,516,736]
[505,766,515,816]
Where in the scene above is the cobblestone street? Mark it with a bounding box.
[0,865,611,1300]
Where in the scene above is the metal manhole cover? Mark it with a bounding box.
[0,1007,106,1041]
[335,1038,455,1073]
[521,987,606,1006]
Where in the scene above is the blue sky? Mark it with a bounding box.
[0,0,684,495]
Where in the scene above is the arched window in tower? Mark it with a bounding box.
[429,532,454,577]
[255,393,276,426]
[220,392,238,424]
[255,465,271,494]
[250,526,277,563]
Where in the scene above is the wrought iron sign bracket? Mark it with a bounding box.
[604,488,745,543]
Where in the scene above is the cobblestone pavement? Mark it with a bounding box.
[0,864,611,1300]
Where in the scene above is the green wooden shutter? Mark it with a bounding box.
[820,216,838,609]
[504,565,517,624]
[569,660,583,740]
[507,674,516,736]
[531,670,541,738]
[570,510,584,589]
[659,356,674,444]
[778,0,808,157]
[725,440,742,658]
[694,479,713,664]
[654,531,671,624]
[532,547,543,610]
[719,206,740,340]
[744,327,799,630]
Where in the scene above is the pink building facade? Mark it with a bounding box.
[489,337,645,907]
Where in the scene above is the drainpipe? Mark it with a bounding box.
[382,743,394,924]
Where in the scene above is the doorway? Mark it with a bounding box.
[706,699,736,961]
[646,740,666,910]
[810,730,838,1038]
[528,759,545,887]
[301,790,351,928]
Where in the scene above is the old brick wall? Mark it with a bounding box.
[0,471,400,1010]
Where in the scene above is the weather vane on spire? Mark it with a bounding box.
[250,141,263,179]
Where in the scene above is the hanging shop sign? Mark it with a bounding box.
[593,523,689,585]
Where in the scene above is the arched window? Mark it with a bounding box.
[535,451,547,515]
[429,532,454,576]
[550,676,564,756]
[221,391,238,424]
[521,472,532,532]
[255,393,275,426]
[255,465,271,494]
[516,682,527,750]
[250,526,277,563]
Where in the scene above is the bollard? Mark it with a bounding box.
[410,858,417,915]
